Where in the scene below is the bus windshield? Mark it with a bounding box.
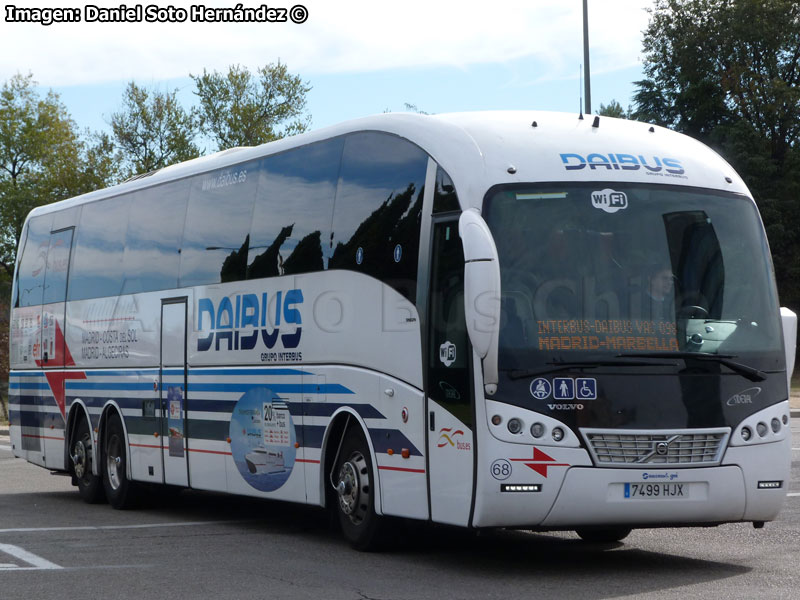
[483,183,784,374]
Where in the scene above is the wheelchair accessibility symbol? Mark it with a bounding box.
[575,378,597,400]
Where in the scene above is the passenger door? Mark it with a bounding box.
[426,218,475,525]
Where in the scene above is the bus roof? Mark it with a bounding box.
[27,110,750,219]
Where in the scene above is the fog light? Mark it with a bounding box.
[491,414,502,426]
[756,422,768,437]
[741,426,752,441]
[507,418,523,434]
[757,480,782,489]
[771,418,781,433]
[552,427,564,442]
[530,422,545,438]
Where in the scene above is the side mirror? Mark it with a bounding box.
[458,209,501,395]
[780,307,796,390]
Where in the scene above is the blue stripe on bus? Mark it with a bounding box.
[8,371,46,378]
[189,368,312,376]
[65,396,147,410]
[65,381,161,391]
[185,399,385,420]
[8,382,52,391]
[8,410,65,429]
[185,382,354,394]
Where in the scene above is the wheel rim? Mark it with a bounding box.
[336,450,370,525]
[106,433,123,491]
[72,435,89,480]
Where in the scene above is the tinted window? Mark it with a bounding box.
[433,167,460,213]
[427,220,472,427]
[15,214,53,307]
[248,139,342,279]
[329,132,428,302]
[122,182,188,294]
[179,162,257,287]
[69,197,129,300]
[42,228,74,304]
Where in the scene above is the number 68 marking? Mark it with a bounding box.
[490,459,512,481]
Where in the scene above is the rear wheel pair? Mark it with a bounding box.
[71,412,137,509]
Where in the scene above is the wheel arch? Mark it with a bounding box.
[320,407,383,516]
[65,399,93,474]
[98,401,132,481]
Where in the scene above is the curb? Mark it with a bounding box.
[791,409,800,418]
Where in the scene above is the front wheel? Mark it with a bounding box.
[333,429,383,551]
[103,412,139,509]
[575,527,632,543]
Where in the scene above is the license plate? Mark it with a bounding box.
[624,482,686,499]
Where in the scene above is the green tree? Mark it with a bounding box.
[634,0,800,307]
[110,82,199,178]
[597,100,633,119]
[0,73,113,277]
[192,62,311,151]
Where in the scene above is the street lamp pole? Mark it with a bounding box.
[583,0,591,115]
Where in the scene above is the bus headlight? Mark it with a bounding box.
[552,427,564,442]
[756,422,768,438]
[771,418,781,433]
[741,426,752,441]
[507,418,523,434]
[530,422,545,438]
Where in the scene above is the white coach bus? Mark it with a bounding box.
[8,111,796,548]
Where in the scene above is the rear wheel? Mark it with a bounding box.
[103,412,139,509]
[71,416,105,504]
[333,429,383,551]
[575,527,632,543]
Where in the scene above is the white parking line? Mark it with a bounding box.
[0,445,12,452]
[0,520,244,534]
[0,543,62,570]
[787,493,800,497]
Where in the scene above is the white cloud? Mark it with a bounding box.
[1,0,651,85]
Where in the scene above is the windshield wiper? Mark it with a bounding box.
[509,358,677,380]
[616,352,767,382]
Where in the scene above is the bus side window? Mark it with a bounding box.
[247,138,342,279]
[433,167,460,214]
[121,182,187,294]
[329,132,428,304]
[14,215,53,308]
[69,197,129,301]
[179,160,259,287]
[42,228,74,305]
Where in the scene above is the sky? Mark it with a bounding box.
[1,0,653,138]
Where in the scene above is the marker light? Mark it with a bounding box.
[491,414,502,426]
[771,418,781,433]
[756,422,768,438]
[552,427,565,442]
[530,422,545,438]
[783,414,789,425]
[507,418,523,434]
[741,427,752,441]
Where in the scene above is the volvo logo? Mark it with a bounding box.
[656,442,669,456]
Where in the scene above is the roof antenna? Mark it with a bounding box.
[579,64,584,120]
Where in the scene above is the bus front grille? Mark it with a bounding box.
[580,428,730,467]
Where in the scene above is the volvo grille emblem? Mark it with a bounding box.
[656,442,669,456]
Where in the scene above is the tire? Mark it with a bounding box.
[70,415,105,504]
[575,527,632,543]
[103,412,139,509]
[333,429,384,551]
